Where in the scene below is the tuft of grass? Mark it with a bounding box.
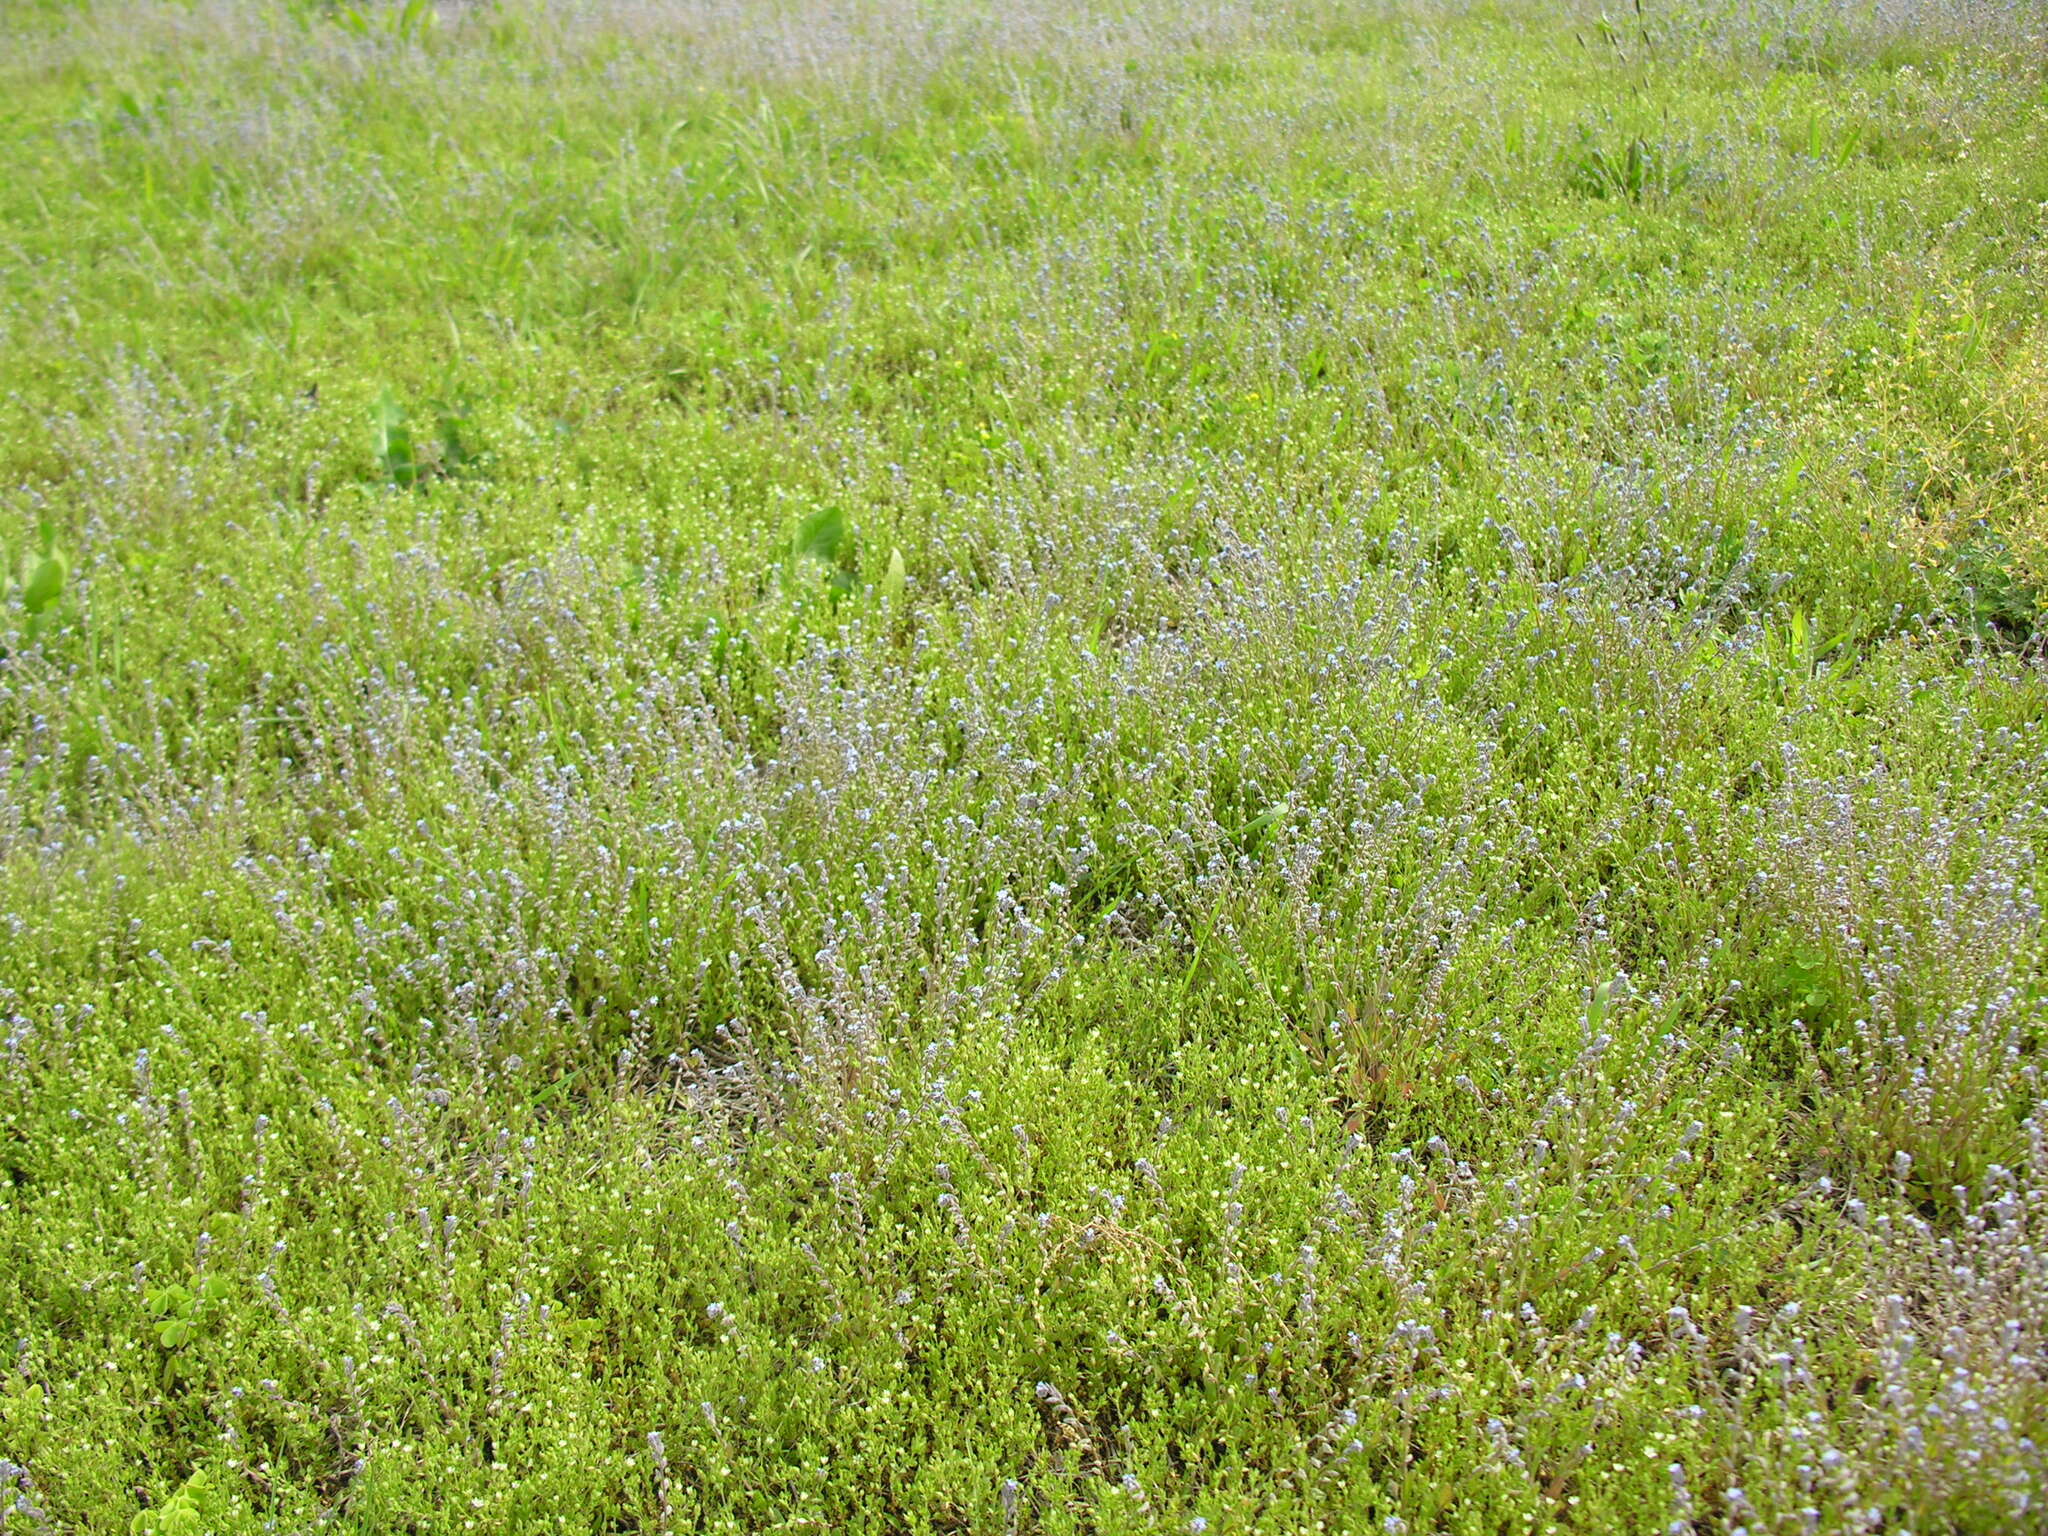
[1562,126,1697,202]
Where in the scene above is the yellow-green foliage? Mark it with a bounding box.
[3,0,2048,1531]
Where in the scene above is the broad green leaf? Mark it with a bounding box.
[793,505,848,565]
[22,551,66,616]
[373,388,417,487]
[145,1284,190,1318]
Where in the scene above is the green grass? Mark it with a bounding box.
[4,0,2048,1530]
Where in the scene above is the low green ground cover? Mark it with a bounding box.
[4,0,2048,1529]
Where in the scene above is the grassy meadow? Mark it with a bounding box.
[4,0,2048,1529]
